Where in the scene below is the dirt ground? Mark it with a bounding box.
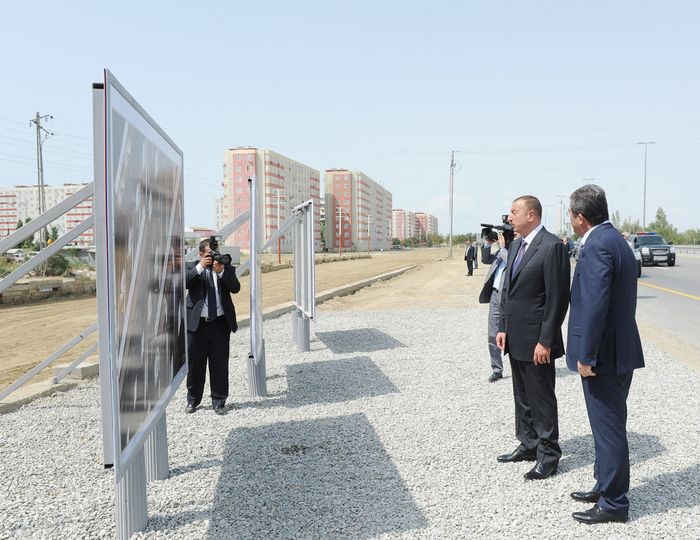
[0,248,488,392]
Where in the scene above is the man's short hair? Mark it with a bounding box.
[570,184,609,227]
[514,195,542,219]
[199,237,218,253]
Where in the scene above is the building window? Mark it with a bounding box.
[238,230,242,235]
[335,192,340,196]
[247,165,252,171]
[247,198,250,203]
[335,183,339,188]
[237,208,243,214]
[236,155,242,161]
[344,183,349,188]
[335,224,339,229]
[344,200,348,204]
[344,232,349,237]
[236,198,242,203]
[344,240,349,245]
[237,187,242,193]
[247,154,253,162]
[334,175,340,180]
[344,192,348,196]
[344,224,349,229]
[238,240,243,246]
[236,165,242,172]
[237,176,243,183]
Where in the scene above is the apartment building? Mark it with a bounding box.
[392,209,438,242]
[221,148,321,252]
[324,170,392,252]
[0,183,93,246]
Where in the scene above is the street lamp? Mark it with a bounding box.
[637,142,655,232]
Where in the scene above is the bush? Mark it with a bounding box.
[44,253,70,276]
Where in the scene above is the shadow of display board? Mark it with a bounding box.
[98,70,187,480]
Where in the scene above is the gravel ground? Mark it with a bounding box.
[1,309,699,539]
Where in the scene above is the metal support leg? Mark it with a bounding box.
[115,446,148,540]
[247,341,267,397]
[144,414,169,482]
[291,310,299,347]
[297,316,310,353]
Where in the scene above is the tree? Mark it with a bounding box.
[610,210,622,231]
[44,253,70,276]
[50,226,59,242]
[647,207,680,243]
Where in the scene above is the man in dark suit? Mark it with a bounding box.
[465,240,476,275]
[185,237,241,415]
[567,185,644,523]
[479,233,508,382]
[496,195,570,480]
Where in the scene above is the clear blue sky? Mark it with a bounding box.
[2,0,699,234]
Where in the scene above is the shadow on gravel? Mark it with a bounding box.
[558,432,666,474]
[315,329,406,354]
[284,357,400,407]
[629,463,700,517]
[230,357,400,411]
[206,413,428,539]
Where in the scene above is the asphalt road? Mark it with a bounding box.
[636,253,700,350]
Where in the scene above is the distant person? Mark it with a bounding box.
[479,232,508,382]
[473,242,479,269]
[464,240,476,276]
[496,195,570,480]
[567,185,644,524]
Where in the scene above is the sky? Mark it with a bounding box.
[2,0,699,235]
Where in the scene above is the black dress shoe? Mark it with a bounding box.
[497,448,537,463]
[185,404,197,414]
[524,462,557,480]
[213,405,226,416]
[573,505,628,524]
[571,490,602,503]
[488,372,503,383]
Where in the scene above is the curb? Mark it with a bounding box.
[0,265,415,414]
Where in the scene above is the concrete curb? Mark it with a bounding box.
[0,265,415,414]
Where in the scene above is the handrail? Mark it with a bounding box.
[0,322,98,402]
[0,216,95,295]
[53,341,99,384]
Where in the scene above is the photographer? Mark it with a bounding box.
[479,231,509,382]
[185,237,240,415]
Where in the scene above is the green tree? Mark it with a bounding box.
[50,226,59,242]
[610,210,622,231]
[44,253,70,276]
[647,207,681,243]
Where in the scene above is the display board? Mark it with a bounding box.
[103,70,187,477]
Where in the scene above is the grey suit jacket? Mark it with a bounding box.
[479,246,508,304]
[498,228,570,362]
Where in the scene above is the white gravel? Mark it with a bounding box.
[1,309,699,539]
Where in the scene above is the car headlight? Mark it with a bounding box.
[670,246,675,253]
[635,251,642,261]
[641,247,650,254]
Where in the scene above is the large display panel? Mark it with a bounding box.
[104,70,187,477]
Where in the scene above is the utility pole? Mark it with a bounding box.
[637,142,655,232]
[448,151,454,258]
[30,112,53,250]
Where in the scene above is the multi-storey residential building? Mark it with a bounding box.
[221,148,321,253]
[0,184,93,246]
[416,212,439,239]
[392,209,417,241]
[324,170,392,252]
[392,210,438,242]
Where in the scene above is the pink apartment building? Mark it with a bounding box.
[323,170,392,252]
[219,148,321,252]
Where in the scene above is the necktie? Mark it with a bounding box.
[207,269,217,320]
[511,240,528,277]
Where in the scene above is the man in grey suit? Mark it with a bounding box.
[567,185,644,523]
[479,233,508,382]
[185,237,241,415]
[496,195,570,480]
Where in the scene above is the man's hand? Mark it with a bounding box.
[497,233,506,248]
[212,260,224,275]
[199,254,211,269]
[496,332,506,351]
[533,343,551,364]
[577,361,596,377]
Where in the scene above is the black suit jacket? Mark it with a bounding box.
[498,228,570,362]
[479,246,508,304]
[465,245,476,261]
[185,261,241,334]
